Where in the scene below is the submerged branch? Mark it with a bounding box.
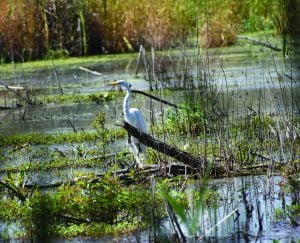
[201,208,238,239]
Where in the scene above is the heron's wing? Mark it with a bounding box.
[129,108,147,132]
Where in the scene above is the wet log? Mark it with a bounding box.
[0,82,24,98]
[122,121,204,168]
[237,35,281,52]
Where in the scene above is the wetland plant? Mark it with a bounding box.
[0,171,155,239]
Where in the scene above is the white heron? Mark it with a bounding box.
[108,80,147,167]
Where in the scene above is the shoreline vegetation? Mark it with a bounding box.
[0,0,288,63]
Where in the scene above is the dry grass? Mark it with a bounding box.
[0,0,288,61]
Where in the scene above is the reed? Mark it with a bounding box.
[0,0,287,62]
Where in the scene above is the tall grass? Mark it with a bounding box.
[0,0,45,61]
[0,0,290,62]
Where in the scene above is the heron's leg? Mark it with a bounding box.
[128,142,142,168]
[127,132,132,145]
[137,143,141,157]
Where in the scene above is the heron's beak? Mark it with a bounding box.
[107,81,119,86]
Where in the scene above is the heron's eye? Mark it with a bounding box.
[129,84,132,88]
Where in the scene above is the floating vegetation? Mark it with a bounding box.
[0,129,126,147]
[0,152,132,174]
[38,91,116,105]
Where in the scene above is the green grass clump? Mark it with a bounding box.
[155,101,206,136]
[54,221,141,238]
[232,115,276,140]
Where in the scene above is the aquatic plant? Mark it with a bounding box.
[159,164,212,239]
[38,91,116,105]
[167,101,206,136]
[0,129,126,147]
[0,171,154,239]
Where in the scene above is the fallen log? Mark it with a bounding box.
[237,35,281,52]
[122,121,204,168]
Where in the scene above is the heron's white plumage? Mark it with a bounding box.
[127,107,147,153]
[110,80,147,166]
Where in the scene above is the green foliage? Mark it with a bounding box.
[46,49,69,59]
[164,101,205,136]
[202,189,219,208]
[232,115,275,140]
[0,171,154,239]
[54,222,140,238]
[274,204,300,223]
[160,164,212,238]
[231,140,257,164]
[0,129,126,147]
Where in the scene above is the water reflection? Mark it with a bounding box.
[158,175,300,241]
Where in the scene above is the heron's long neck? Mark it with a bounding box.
[123,88,131,120]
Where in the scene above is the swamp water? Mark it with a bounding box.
[0,42,299,241]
